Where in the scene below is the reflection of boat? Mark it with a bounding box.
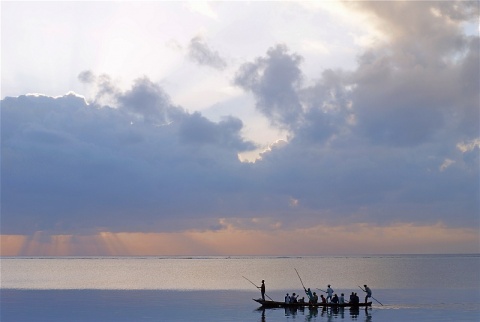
[253,299,372,308]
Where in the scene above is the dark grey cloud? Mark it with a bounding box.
[296,68,353,143]
[1,83,256,234]
[234,44,304,130]
[77,70,95,84]
[188,35,227,70]
[234,1,479,226]
[345,1,479,147]
[117,77,181,125]
[178,112,255,151]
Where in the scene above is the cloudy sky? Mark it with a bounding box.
[1,1,479,256]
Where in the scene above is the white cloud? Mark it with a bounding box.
[440,159,456,171]
[184,1,219,20]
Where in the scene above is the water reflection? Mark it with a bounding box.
[3,255,478,290]
[257,306,372,321]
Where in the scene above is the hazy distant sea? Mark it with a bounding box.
[1,255,479,321]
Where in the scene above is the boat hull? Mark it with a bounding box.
[253,299,372,308]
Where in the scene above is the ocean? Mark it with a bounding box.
[1,255,479,321]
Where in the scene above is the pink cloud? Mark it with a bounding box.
[2,223,478,256]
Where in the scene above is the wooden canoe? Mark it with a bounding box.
[253,299,372,308]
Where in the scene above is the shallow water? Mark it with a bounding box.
[1,255,479,321]
[1,289,479,321]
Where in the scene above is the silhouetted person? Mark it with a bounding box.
[258,280,266,300]
[331,294,339,304]
[320,294,326,303]
[349,292,355,303]
[350,292,359,304]
[361,284,372,303]
[305,287,314,303]
[326,284,334,302]
[291,292,299,303]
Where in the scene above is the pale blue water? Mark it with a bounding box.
[1,255,479,321]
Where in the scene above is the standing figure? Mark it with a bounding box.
[285,293,291,303]
[305,288,314,303]
[258,280,266,300]
[361,284,372,303]
[326,285,334,303]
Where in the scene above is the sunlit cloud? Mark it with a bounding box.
[439,158,455,171]
[184,1,218,20]
[2,223,478,256]
[457,138,480,153]
[0,235,27,256]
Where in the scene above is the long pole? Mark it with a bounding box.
[242,276,274,301]
[294,268,306,291]
[358,286,383,306]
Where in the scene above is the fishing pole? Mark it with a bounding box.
[294,268,307,291]
[242,276,274,301]
[316,288,327,293]
[358,285,383,306]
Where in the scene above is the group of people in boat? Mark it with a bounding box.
[259,280,372,305]
[303,284,372,305]
[299,286,343,305]
[303,284,372,304]
[284,292,306,304]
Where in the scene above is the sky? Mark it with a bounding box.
[1,1,479,256]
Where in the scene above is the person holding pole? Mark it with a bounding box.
[294,268,314,304]
[358,284,384,305]
[242,276,273,301]
[258,280,266,301]
[360,284,372,303]
[305,288,314,304]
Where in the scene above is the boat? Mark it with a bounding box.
[253,299,372,308]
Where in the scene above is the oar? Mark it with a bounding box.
[242,276,274,301]
[294,268,307,291]
[358,285,383,306]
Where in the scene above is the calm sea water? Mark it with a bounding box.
[1,255,479,321]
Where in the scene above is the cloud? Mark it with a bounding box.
[77,70,96,84]
[309,1,478,148]
[232,1,479,226]
[117,77,180,125]
[1,84,256,234]
[2,223,478,256]
[234,44,304,130]
[185,1,219,20]
[1,1,478,251]
[188,35,227,70]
